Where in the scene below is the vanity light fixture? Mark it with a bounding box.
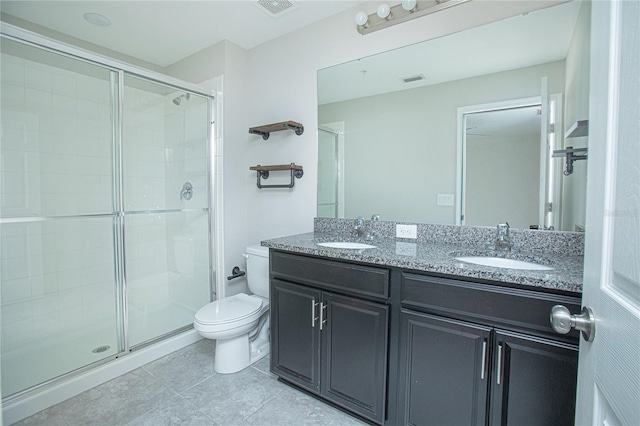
[402,0,419,13]
[377,3,393,20]
[354,11,370,28]
[355,0,470,35]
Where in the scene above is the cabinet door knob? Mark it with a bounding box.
[550,305,596,342]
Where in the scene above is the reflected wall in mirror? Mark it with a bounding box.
[317,1,591,232]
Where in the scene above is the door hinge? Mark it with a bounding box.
[549,123,555,133]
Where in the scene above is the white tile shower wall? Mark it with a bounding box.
[123,87,209,311]
[1,51,117,361]
[1,52,113,218]
[123,85,168,212]
[163,94,209,211]
[166,211,210,311]
[0,219,117,351]
[1,48,212,397]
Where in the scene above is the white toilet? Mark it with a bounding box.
[193,244,270,374]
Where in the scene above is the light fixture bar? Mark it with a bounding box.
[357,0,470,35]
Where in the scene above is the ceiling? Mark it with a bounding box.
[0,0,365,67]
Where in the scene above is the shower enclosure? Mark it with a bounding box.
[0,32,215,401]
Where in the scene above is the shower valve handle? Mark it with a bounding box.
[180,182,193,200]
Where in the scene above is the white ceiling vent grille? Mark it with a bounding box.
[402,74,426,83]
[256,0,299,17]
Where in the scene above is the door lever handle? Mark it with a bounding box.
[550,305,596,342]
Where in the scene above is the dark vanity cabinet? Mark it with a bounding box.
[399,311,492,425]
[270,251,390,424]
[398,273,580,426]
[269,249,581,426]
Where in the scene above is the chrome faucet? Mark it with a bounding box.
[354,216,366,238]
[495,222,511,251]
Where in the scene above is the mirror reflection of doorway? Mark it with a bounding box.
[457,95,562,230]
[465,105,541,228]
[317,124,344,218]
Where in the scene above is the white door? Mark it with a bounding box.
[575,1,640,425]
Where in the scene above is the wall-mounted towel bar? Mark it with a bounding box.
[249,121,304,140]
[553,146,588,176]
[250,163,303,189]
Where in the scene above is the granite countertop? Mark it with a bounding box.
[262,232,583,294]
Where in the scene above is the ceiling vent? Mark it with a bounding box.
[402,74,426,83]
[256,0,299,17]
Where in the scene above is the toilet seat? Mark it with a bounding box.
[195,293,263,326]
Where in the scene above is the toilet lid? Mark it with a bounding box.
[195,293,263,325]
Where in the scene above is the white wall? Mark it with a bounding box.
[466,134,540,229]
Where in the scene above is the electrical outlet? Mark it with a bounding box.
[396,224,417,239]
[437,193,454,206]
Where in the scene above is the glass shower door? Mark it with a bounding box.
[121,75,211,347]
[0,38,120,397]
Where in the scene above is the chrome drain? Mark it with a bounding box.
[92,345,111,353]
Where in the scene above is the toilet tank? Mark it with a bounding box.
[245,245,270,299]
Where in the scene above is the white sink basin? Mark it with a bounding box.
[455,256,553,271]
[317,242,377,250]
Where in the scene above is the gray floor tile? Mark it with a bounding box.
[125,395,219,426]
[250,355,273,376]
[13,404,69,426]
[15,339,368,426]
[243,385,367,426]
[142,340,217,393]
[181,365,287,425]
[54,368,177,425]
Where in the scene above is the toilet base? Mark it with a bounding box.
[214,335,250,374]
[250,337,269,365]
[213,317,270,374]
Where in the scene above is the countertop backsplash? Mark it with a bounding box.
[313,218,585,257]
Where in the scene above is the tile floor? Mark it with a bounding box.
[14,340,366,426]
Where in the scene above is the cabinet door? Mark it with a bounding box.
[489,330,578,426]
[270,279,322,393]
[321,292,389,424]
[399,310,491,426]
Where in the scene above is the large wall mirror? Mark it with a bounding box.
[317,1,590,232]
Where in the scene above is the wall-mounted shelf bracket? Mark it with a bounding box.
[565,120,589,139]
[249,121,304,140]
[553,146,588,176]
[250,163,304,189]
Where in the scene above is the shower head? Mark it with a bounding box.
[172,93,190,106]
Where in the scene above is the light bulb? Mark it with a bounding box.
[401,0,418,12]
[355,11,369,26]
[377,3,392,19]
